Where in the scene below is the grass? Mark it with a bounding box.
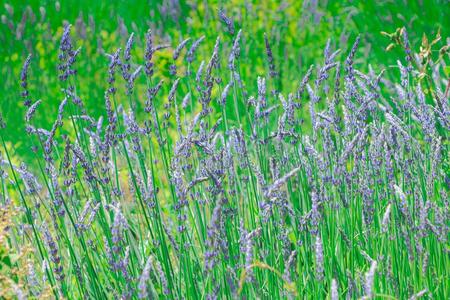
[0,1,449,299]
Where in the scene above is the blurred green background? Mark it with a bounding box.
[1,0,448,159]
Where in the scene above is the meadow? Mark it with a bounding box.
[0,1,449,299]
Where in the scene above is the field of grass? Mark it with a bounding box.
[0,1,449,299]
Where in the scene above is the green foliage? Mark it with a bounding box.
[0,1,448,299]
[1,1,448,157]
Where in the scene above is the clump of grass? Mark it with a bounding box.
[0,20,448,300]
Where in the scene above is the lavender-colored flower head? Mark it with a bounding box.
[220,82,232,106]
[364,260,377,299]
[344,35,360,80]
[228,29,242,70]
[123,33,134,62]
[331,279,338,300]
[42,223,64,282]
[218,8,234,35]
[264,33,277,78]
[402,27,412,68]
[111,205,129,252]
[244,228,261,282]
[144,29,154,77]
[58,24,81,82]
[173,37,190,61]
[25,99,42,122]
[186,36,205,63]
[168,78,180,103]
[20,54,32,107]
[315,234,324,281]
